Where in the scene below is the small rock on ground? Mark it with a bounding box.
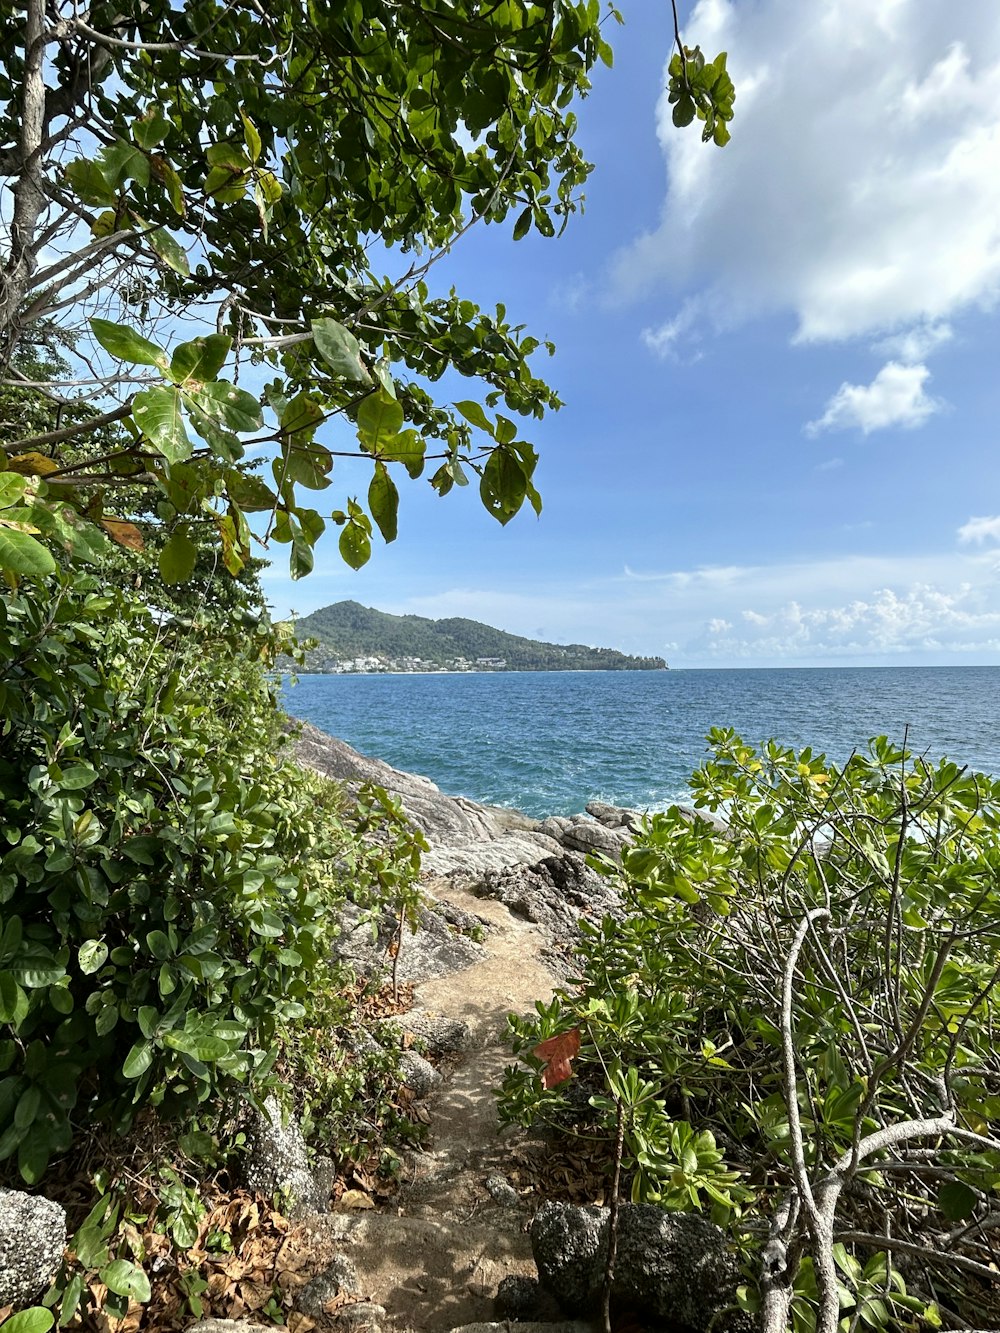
[0,1187,67,1307]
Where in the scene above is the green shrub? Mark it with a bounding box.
[501,731,1000,1332]
[0,569,379,1182]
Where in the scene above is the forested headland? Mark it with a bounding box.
[292,600,667,672]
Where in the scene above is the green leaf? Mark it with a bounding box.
[357,389,404,451]
[339,521,371,570]
[480,447,527,525]
[78,940,108,976]
[133,107,171,150]
[59,1272,85,1326]
[368,463,399,543]
[133,386,192,463]
[122,1040,153,1079]
[454,400,494,434]
[205,164,248,203]
[312,318,370,382]
[89,318,168,369]
[162,1029,230,1061]
[55,763,98,790]
[937,1179,977,1221]
[10,950,65,988]
[2,1308,55,1332]
[169,335,232,385]
[15,1083,40,1129]
[280,392,324,447]
[144,224,190,275]
[65,159,117,207]
[146,930,171,960]
[673,95,696,128]
[0,972,22,1021]
[0,528,57,577]
[381,429,426,479]
[159,530,198,584]
[100,1259,151,1302]
[100,139,150,189]
[195,381,263,432]
[18,1121,51,1183]
[240,108,263,163]
[512,206,532,241]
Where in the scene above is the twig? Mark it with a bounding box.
[601,1097,626,1333]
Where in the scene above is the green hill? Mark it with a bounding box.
[291,601,667,672]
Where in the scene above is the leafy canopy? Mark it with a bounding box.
[0,1,732,584]
[0,0,614,579]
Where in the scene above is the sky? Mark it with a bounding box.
[265,0,1000,669]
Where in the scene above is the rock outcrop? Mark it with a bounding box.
[530,1200,747,1333]
[290,719,649,882]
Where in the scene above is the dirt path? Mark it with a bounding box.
[303,878,564,1333]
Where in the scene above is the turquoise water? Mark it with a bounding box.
[281,667,1000,818]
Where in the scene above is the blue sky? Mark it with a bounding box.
[265,0,1000,668]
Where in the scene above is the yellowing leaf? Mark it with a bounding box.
[101,519,145,552]
[8,453,60,477]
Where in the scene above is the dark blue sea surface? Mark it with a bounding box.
[281,667,1000,818]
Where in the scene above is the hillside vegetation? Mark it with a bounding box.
[293,601,668,672]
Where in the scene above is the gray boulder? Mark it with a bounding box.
[297,1252,361,1317]
[384,1007,474,1054]
[560,820,627,858]
[474,853,623,971]
[398,1049,442,1098]
[333,898,486,985]
[291,722,563,874]
[586,800,643,833]
[243,1095,331,1217]
[0,1188,67,1307]
[530,1201,743,1333]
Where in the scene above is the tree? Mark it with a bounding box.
[0,1,734,587]
[0,0,622,584]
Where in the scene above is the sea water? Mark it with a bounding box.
[281,666,1000,819]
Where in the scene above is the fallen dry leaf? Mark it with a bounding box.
[339,1188,375,1210]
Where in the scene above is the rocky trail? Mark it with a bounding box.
[294,874,569,1333]
[228,726,744,1333]
[223,723,641,1333]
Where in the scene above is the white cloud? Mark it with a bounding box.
[616,2,1000,348]
[958,515,1000,544]
[642,299,702,360]
[805,361,942,435]
[874,321,953,363]
[815,457,844,471]
[357,545,1000,667]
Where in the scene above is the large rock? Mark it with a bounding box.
[474,853,623,970]
[334,898,486,984]
[0,1188,66,1307]
[530,1201,743,1333]
[291,721,566,873]
[243,1095,332,1217]
[560,819,627,858]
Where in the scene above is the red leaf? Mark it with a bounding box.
[533,1027,581,1089]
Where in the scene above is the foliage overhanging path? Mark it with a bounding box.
[1,0,732,584]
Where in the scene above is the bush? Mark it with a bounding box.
[0,569,414,1183]
[500,731,1000,1333]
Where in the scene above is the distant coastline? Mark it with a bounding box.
[287,600,668,674]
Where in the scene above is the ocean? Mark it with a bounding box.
[281,666,1000,819]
